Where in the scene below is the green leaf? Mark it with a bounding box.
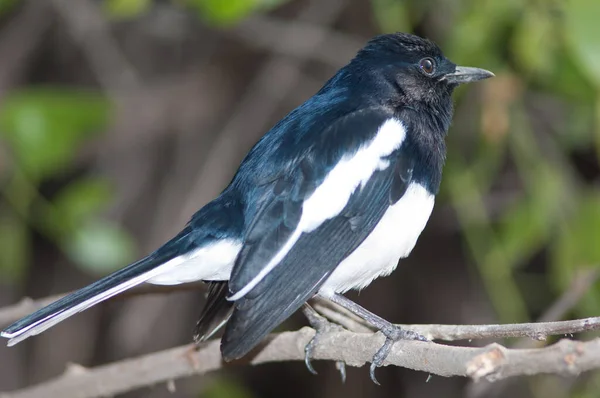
[186,0,288,25]
[104,0,151,19]
[0,87,111,180]
[564,0,600,86]
[50,178,114,235]
[64,220,135,275]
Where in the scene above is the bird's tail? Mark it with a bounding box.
[1,247,181,346]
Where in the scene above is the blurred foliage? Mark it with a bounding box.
[1,1,600,396]
[0,0,19,15]
[439,0,600,327]
[185,0,285,25]
[104,0,151,19]
[0,88,110,179]
[0,0,596,320]
[201,378,256,398]
[0,88,135,280]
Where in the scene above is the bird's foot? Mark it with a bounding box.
[302,304,347,382]
[323,293,432,385]
[369,325,428,385]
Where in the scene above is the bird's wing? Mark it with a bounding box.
[222,109,415,360]
[228,107,403,298]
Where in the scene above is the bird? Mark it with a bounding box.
[1,32,493,383]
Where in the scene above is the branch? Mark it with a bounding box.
[2,328,600,398]
[311,297,600,341]
[465,268,600,398]
[4,287,600,341]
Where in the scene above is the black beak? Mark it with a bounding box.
[444,66,494,85]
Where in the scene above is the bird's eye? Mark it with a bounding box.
[419,58,435,75]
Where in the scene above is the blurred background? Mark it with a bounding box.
[0,0,599,397]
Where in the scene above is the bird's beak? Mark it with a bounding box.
[444,66,494,85]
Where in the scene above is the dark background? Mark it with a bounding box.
[1,0,600,397]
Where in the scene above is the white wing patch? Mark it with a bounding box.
[229,118,407,301]
[147,239,242,285]
[319,183,434,296]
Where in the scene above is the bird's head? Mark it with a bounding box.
[352,33,494,106]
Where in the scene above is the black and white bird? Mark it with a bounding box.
[1,33,492,382]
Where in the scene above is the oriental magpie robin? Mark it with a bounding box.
[2,33,492,382]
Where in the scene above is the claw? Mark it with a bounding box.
[304,336,319,375]
[369,336,394,384]
[369,364,381,386]
[301,304,347,379]
[369,328,429,384]
[336,361,347,383]
[325,293,431,385]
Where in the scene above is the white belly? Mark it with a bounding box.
[318,183,434,297]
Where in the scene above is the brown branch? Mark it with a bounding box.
[2,328,600,398]
[537,268,599,323]
[311,296,600,342]
[396,318,600,341]
[3,284,600,342]
[2,273,599,397]
[466,268,600,398]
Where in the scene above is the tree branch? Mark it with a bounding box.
[2,328,600,398]
[465,268,600,398]
[3,287,600,342]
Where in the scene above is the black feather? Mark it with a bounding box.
[194,281,232,342]
[221,160,409,360]
[228,108,394,298]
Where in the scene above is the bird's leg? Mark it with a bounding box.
[301,303,347,382]
[326,293,429,385]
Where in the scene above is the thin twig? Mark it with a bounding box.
[2,329,600,398]
[466,268,600,398]
[3,284,600,342]
[538,268,600,323]
[313,299,600,341]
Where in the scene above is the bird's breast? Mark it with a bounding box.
[318,182,434,296]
